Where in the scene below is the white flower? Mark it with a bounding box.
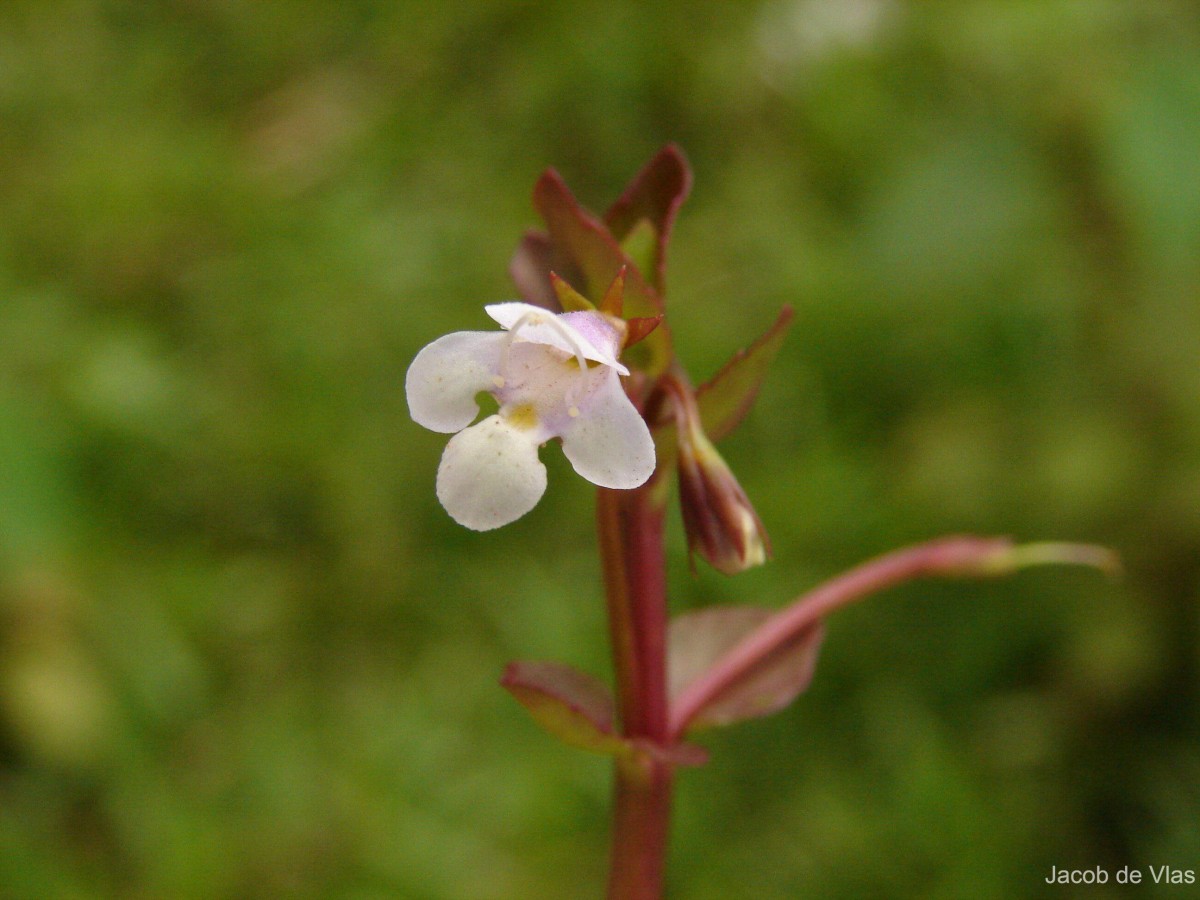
[406,302,656,530]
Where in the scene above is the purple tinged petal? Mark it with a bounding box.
[485,302,627,373]
[557,311,624,367]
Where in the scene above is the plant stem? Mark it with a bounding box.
[597,484,672,898]
[607,754,673,899]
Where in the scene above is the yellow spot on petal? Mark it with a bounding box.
[568,406,580,418]
[492,375,505,388]
[504,403,539,430]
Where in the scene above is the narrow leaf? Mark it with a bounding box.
[623,315,662,349]
[551,272,596,312]
[604,144,693,292]
[695,305,794,442]
[599,266,626,317]
[509,230,560,310]
[501,660,626,755]
[668,536,1117,738]
[532,169,672,373]
[668,605,824,732]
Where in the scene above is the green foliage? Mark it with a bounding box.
[1,1,1198,896]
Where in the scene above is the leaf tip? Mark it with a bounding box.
[550,271,596,311]
[983,541,1122,578]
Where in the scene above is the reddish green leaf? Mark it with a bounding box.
[532,169,672,374]
[501,660,626,755]
[509,231,559,310]
[604,144,693,293]
[501,660,709,766]
[531,170,658,314]
[623,315,662,350]
[599,266,626,317]
[668,605,824,731]
[695,305,794,443]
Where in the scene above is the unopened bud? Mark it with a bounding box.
[670,380,770,575]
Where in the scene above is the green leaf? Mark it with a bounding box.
[668,605,824,732]
[550,272,596,312]
[619,218,657,286]
[500,660,627,756]
[695,305,794,442]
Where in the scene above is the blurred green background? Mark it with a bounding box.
[1,1,1197,897]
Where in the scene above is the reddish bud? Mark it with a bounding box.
[667,377,770,575]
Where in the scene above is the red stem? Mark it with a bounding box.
[607,754,673,899]
[597,484,672,898]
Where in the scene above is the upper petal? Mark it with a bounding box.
[558,310,625,369]
[485,302,628,375]
[436,414,548,530]
[559,369,655,489]
[406,331,508,433]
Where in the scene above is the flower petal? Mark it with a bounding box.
[406,331,508,433]
[436,415,548,530]
[485,302,628,375]
[558,310,624,369]
[560,370,655,489]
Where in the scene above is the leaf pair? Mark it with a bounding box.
[502,536,1119,759]
[501,602,824,762]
